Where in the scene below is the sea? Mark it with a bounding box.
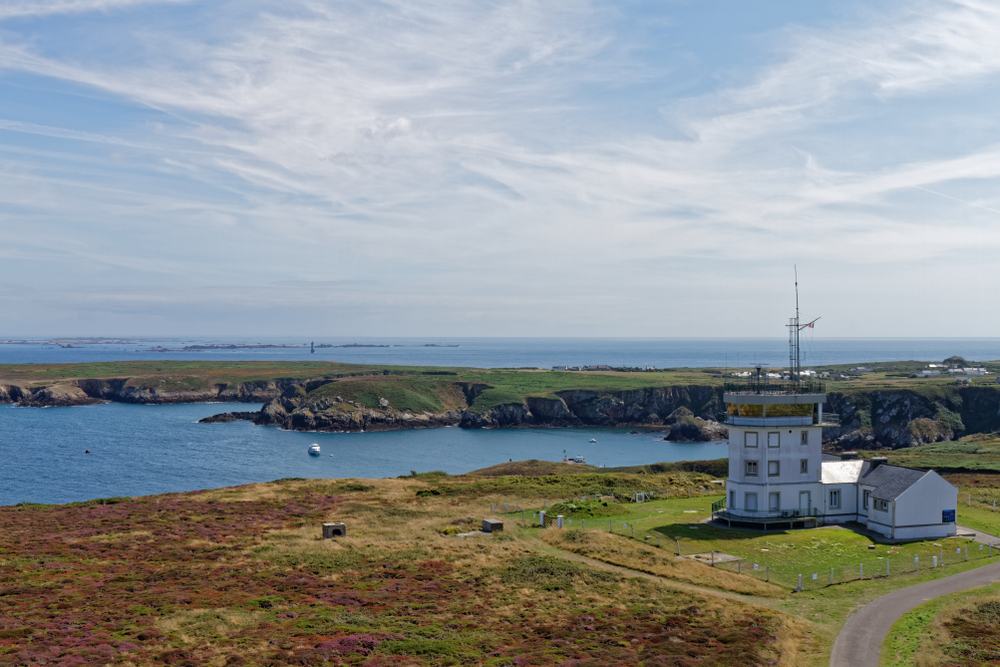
[2,337,997,506]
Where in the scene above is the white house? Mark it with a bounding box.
[716,374,958,540]
[820,457,957,539]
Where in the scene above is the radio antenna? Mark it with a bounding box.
[788,266,820,387]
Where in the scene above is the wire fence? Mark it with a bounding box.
[710,541,1000,590]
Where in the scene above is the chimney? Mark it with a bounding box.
[869,456,888,470]
[839,451,859,461]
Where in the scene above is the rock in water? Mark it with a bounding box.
[198,411,258,423]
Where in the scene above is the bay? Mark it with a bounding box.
[0,402,726,506]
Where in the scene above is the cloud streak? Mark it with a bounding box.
[1,0,1000,335]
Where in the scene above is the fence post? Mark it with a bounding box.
[886,559,889,576]
[676,540,681,556]
[687,488,690,498]
[658,535,661,548]
[711,552,714,566]
[504,503,508,516]
[859,563,863,580]
[915,556,918,571]
[631,526,634,539]
[738,559,741,575]
[491,504,495,513]
[991,544,993,558]
[969,494,972,507]
[581,518,584,530]
[941,548,944,566]
[966,545,968,562]
[830,568,833,585]
[767,566,769,582]
[609,519,612,532]
[797,574,802,592]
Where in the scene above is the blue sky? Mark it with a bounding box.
[1,0,999,337]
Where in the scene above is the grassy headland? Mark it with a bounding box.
[8,462,1000,666]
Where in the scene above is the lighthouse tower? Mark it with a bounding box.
[716,280,827,528]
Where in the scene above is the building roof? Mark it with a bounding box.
[859,463,928,501]
[821,460,866,484]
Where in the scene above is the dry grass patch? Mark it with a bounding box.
[540,527,786,597]
[155,607,268,643]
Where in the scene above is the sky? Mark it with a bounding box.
[1,0,999,338]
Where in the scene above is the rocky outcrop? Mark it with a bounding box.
[665,416,728,442]
[824,388,971,449]
[14,383,105,407]
[1,377,305,408]
[198,411,258,423]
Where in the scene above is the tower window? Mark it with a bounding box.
[745,461,758,476]
[800,459,809,474]
[745,432,758,448]
[801,431,809,445]
[829,490,840,508]
[768,461,780,476]
[768,432,780,448]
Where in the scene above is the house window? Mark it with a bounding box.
[800,459,809,474]
[829,490,841,509]
[730,490,736,508]
[745,461,758,476]
[863,490,870,509]
[768,432,780,448]
[745,493,758,511]
[745,432,758,448]
[875,499,889,512]
[768,460,780,476]
[801,430,809,445]
[769,492,780,511]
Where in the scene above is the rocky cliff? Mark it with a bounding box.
[0,377,301,407]
[250,383,728,434]
[823,386,1000,450]
[8,373,1000,445]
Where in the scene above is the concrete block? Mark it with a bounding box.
[322,522,346,538]
[482,519,503,533]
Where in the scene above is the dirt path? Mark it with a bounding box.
[830,560,1000,667]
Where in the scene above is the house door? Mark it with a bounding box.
[799,491,811,513]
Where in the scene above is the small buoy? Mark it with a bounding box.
[85,450,91,454]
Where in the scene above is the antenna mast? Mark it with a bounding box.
[788,266,819,387]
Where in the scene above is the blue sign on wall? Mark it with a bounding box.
[943,509,956,523]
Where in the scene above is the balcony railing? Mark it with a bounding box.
[713,506,822,522]
[724,379,826,396]
[716,413,841,426]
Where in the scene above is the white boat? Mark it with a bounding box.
[589,438,597,443]
[308,444,321,456]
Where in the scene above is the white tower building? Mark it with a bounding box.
[719,365,827,528]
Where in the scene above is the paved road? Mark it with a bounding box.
[830,560,1000,667]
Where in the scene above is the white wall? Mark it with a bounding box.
[894,523,954,540]
[822,483,857,523]
[894,472,958,532]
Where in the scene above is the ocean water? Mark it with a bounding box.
[0,402,726,506]
[1,337,999,369]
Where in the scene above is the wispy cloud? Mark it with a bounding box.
[0,0,189,20]
[1,0,1000,335]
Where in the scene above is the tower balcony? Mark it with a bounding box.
[717,414,840,426]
